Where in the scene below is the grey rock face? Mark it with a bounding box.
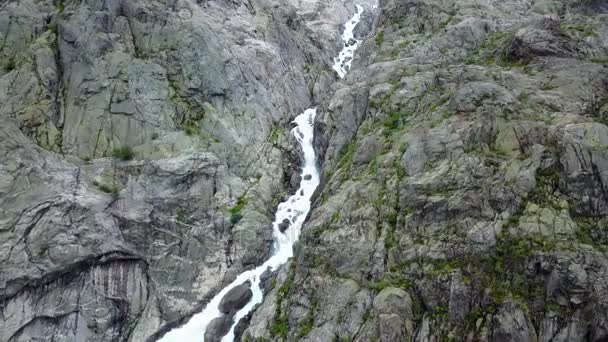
[492,301,537,342]
[0,0,366,340]
[244,0,608,340]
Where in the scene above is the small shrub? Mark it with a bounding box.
[268,127,280,146]
[230,213,243,225]
[375,31,385,47]
[2,58,16,72]
[271,316,289,338]
[369,98,385,109]
[95,181,119,197]
[229,196,246,225]
[176,208,195,225]
[183,122,198,136]
[112,146,135,160]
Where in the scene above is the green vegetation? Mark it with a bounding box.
[2,58,16,72]
[169,79,206,136]
[176,208,194,225]
[382,111,411,137]
[112,146,135,160]
[272,265,296,338]
[384,211,399,250]
[561,22,597,38]
[591,57,608,64]
[95,182,120,196]
[183,122,199,136]
[464,31,526,67]
[438,15,454,30]
[268,127,281,146]
[53,0,66,12]
[368,273,412,292]
[375,31,385,47]
[229,195,247,225]
[369,97,387,109]
[297,298,317,338]
[336,140,357,174]
[272,316,289,339]
[526,165,563,210]
[573,217,608,251]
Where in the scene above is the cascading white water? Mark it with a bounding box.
[157,109,319,342]
[158,4,366,342]
[332,4,364,78]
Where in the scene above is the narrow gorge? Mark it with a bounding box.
[2,0,608,341]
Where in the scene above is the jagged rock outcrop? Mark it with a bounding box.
[243,0,608,341]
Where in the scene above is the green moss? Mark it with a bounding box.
[561,22,597,38]
[591,57,608,64]
[271,316,289,339]
[272,265,296,339]
[181,122,197,135]
[331,211,340,223]
[464,31,519,66]
[297,298,317,338]
[268,127,281,146]
[375,31,385,47]
[430,259,461,276]
[176,208,194,225]
[368,274,412,291]
[112,146,135,160]
[438,15,454,30]
[382,111,411,137]
[229,195,247,225]
[435,305,449,317]
[369,97,387,109]
[53,0,66,12]
[336,140,357,175]
[2,58,16,72]
[95,182,120,196]
[230,213,243,225]
[526,165,563,210]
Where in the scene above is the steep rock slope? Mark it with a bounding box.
[0,0,364,340]
[245,0,608,341]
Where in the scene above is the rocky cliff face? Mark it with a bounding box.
[2,0,608,341]
[0,0,364,340]
[242,0,608,341]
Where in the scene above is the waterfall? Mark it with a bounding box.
[332,4,364,78]
[158,4,366,341]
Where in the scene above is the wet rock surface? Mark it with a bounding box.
[218,281,253,314]
[204,316,234,342]
[278,218,292,233]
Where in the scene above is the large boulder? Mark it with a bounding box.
[219,281,253,314]
[205,315,234,342]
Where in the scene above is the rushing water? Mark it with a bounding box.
[332,4,364,78]
[158,109,320,342]
[158,4,366,341]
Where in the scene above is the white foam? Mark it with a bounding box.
[158,108,320,342]
[332,5,364,78]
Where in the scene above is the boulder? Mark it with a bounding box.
[204,315,233,342]
[278,219,291,232]
[219,281,253,314]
